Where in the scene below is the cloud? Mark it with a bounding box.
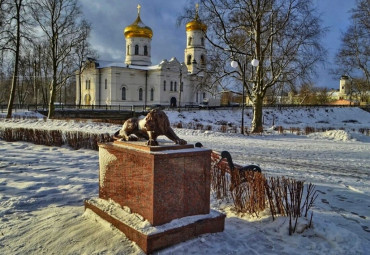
[80,0,188,63]
[80,0,357,89]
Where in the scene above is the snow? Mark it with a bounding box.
[0,107,369,254]
[85,198,223,235]
[98,147,117,188]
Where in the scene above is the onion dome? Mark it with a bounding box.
[186,4,207,32]
[124,5,153,39]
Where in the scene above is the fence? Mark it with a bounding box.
[1,103,368,114]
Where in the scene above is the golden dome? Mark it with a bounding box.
[124,5,153,39]
[186,18,207,32]
[186,4,207,32]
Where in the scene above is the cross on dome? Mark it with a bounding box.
[137,4,141,15]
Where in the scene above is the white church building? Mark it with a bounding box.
[76,5,210,108]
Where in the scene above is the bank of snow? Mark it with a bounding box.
[0,107,369,254]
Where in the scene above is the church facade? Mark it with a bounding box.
[76,5,209,108]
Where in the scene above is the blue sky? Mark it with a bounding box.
[80,0,356,90]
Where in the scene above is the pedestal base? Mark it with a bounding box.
[85,198,225,254]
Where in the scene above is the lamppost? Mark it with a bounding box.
[231,58,259,134]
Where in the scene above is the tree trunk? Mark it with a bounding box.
[78,70,82,106]
[251,93,263,133]
[47,79,56,119]
[6,72,18,118]
[6,0,22,119]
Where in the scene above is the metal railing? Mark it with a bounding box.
[0,103,368,114]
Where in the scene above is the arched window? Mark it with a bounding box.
[203,92,206,99]
[201,37,205,46]
[163,80,166,91]
[85,80,91,89]
[187,55,192,65]
[180,82,183,92]
[174,82,177,91]
[144,45,148,56]
[105,79,107,89]
[150,88,154,101]
[84,94,91,105]
[127,45,130,55]
[135,45,139,55]
[170,81,173,91]
[200,55,205,65]
[139,88,143,101]
[188,37,193,46]
[122,87,126,100]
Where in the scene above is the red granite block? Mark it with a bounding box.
[98,142,212,226]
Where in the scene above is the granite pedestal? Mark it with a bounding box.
[85,141,225,253]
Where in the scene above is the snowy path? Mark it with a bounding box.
[0,131,369,254]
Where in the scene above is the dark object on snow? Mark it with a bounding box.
[219,151,262,173]
[218,151,262,191]
[195,142,203,148]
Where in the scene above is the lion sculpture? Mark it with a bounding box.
[116,109,187,146]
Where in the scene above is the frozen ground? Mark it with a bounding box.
[0,107,369,254]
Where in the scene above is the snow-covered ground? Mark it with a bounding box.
[0,107,369,254]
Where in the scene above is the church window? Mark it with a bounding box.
[163,80,166,91]
[86,80,91,90]
[144,45,148,56]
[150,88,154,101]
[135,45,139,55]
[122,87,126,100]
[187,55,192,65]
[170,81,173,91]
[174,82,177,91]
[188,37,193,46]
[201,37,205,46]
[139,88,143,101]
[127,45,130,55]
[200,55,205,65]
[180,82,183,92]
[203,92,206,99]
[105,79,107,89]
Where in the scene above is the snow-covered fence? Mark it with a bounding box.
[0,127,113,150]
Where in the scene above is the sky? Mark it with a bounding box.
[79,0,357,90]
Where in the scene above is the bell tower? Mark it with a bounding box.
[124,5,153,66]
[339,75,351,96]
[184,4,207,74]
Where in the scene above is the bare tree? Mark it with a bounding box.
[30,0,88,118]
[334,0,369,95]
[0,0,33,118]
[180,0,326,132]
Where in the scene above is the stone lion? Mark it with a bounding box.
[115,109,187,146]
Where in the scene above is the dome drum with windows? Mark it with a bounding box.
[124,4,153,38]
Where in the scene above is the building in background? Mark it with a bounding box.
[76,5,210,108]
